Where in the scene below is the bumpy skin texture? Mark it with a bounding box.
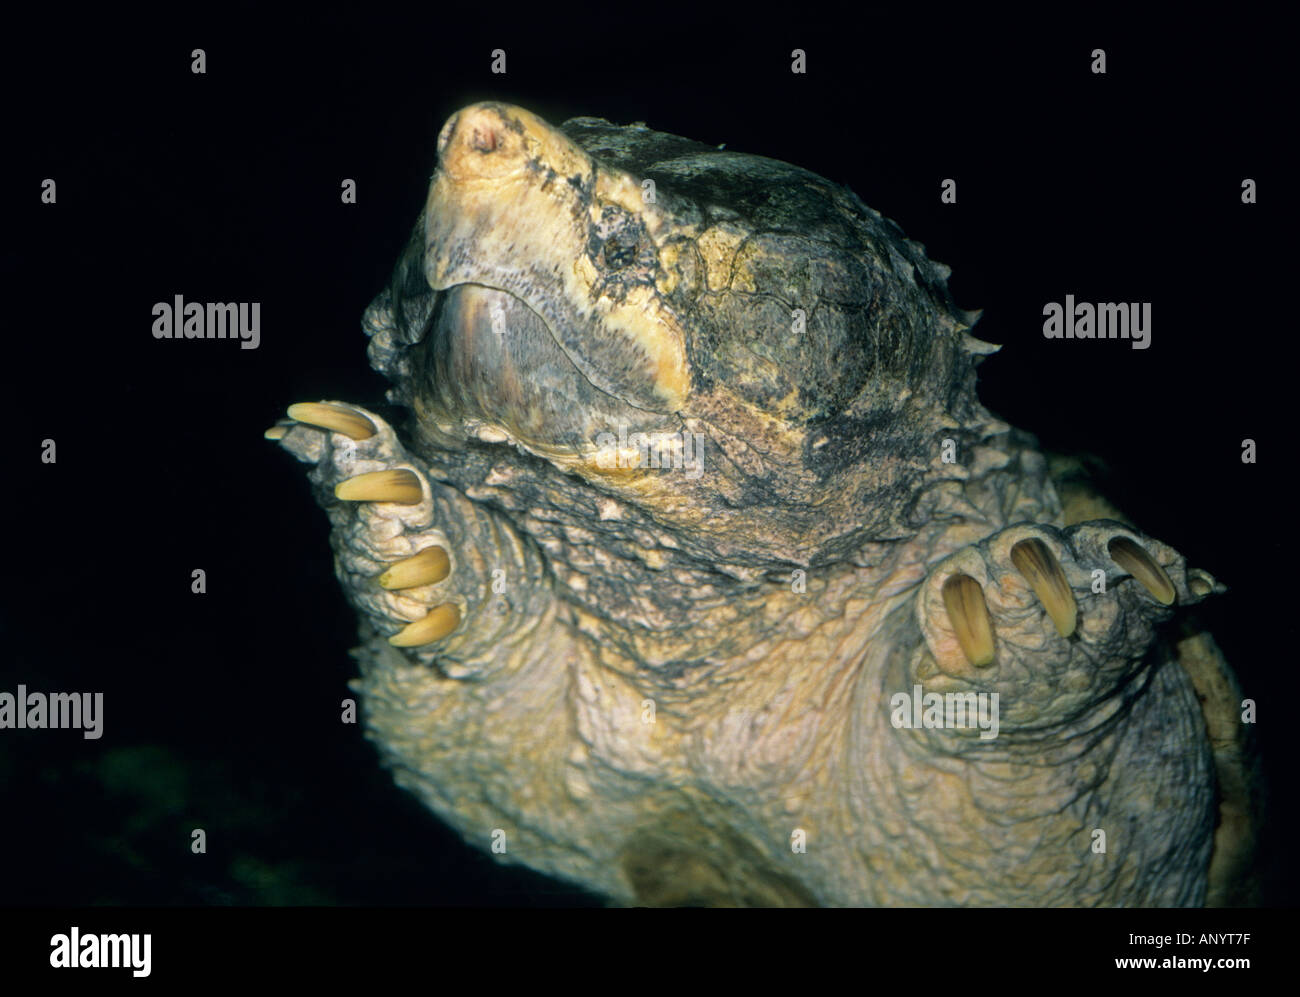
[274,103,1255,906]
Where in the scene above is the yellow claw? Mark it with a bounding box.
[263,425,289,440]
[1107,536,1176,606]
[388,604,461,647]
[334,469,424,505]
[1188,570,1215,597]
[287,402,377,441]
[941,574,995,667]
[1010,538,1078,638]
[379,547,451,590]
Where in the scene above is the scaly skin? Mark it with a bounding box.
[271,103,1251,906]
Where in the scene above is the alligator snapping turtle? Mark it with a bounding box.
[268,102,1256,906]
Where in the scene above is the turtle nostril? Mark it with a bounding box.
[470,126,499,153]
[434,105,529,180]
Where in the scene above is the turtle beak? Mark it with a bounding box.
[410,282,655,454]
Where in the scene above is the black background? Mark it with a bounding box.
[1,3,1291,936]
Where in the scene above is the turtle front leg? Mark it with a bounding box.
[912,510,1244,851]
[268,401,555,679]
[266,400,627,894]
[876,520,1228,905]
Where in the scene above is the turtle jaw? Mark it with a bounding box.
[407,280,674,461]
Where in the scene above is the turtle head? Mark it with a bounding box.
[367,102,995,564]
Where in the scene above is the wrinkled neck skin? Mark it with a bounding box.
[401,378,1056,699]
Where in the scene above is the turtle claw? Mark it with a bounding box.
[941,574,995,667]
[379,547,451,590]
[335,468,424,505]
[1009,537,1078,637]
[389,604,462,646]
[286,401,378,441]
[1107,535,1176,606]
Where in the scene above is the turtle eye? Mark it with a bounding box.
[603,236,639,269]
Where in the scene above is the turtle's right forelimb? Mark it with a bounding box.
[270,401,555,680]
